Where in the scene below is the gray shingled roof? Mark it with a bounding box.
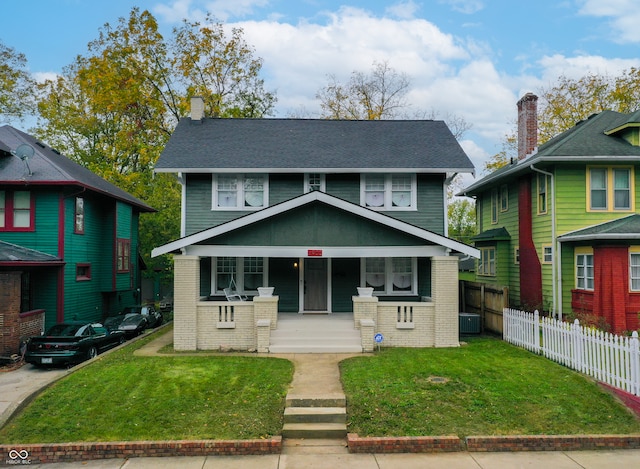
[0,125,153,212]
[471,227,511,242]
[154,118,474,173]
[558,214,640,242]
[0,240,62,264]
[460,110,640,196]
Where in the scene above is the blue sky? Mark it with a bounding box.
[2,0,640,181]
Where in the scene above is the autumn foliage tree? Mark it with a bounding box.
[538,69,640,143]
[34,8,276,276]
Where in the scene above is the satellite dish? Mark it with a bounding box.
[13,144,35,160]
[11,143,35,176]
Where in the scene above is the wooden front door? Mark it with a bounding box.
[304,258,328,311]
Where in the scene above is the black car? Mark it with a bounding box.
[117,314,148,338]
[25,322,126,367]
[122,305,163,328]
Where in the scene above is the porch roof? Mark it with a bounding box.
[0,240,63,266]
[152,191,479,258]
[558,214,640,242]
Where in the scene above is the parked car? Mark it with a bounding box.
[159,294,173,312]
[25,322,125,367]
[122,305,163,328]
[117,314,148,338]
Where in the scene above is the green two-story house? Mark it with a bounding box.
[152,97,478,352]
[0,125,153,355]
[460,93,640,334]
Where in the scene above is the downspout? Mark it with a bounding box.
[443,173,458,238]
[530,165,560,320]
[178,172,186,237]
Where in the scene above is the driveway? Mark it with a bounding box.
[0,363,68,427]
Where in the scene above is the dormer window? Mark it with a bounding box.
[212,174,268,210]
[361,174,416,210]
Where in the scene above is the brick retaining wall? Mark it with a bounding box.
[0,438,281,465]
[347,433,640,453]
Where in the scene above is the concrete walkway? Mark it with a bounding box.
[2,329,640,468]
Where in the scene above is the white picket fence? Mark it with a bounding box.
[503,308,640,397]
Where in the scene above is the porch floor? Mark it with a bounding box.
[269,313,362,353]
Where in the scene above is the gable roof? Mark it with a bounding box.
[154,118,474,174]
[0,125,154,212]
[152,191,479,258]
[460,110,640,196]
[558,214,640,242]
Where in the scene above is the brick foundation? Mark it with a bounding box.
[0,438,281,465]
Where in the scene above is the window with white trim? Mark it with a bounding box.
[304,173,325,193]
[362,257,416,295]
[630,252,640,291]
[576,252,594,290]
[214,257,267,293]
[361,174,416,210]
[212,174,268,210]
[478,247,496,276]
[543,246,553,263]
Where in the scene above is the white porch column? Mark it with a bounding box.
[173,255,200,351]
[431,256,459,347]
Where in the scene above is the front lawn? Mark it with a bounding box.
[340,337,640,437]
[0,331,294,443]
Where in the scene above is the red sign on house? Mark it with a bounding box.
[308,249,323,257]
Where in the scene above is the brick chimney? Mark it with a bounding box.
[190,96,205,121]
[517,93,538,160]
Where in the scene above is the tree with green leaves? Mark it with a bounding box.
[538,68,640,143]
[448,198,475,244]
[34,8,276,276]
[0,41,35,122]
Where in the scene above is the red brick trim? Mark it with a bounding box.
[0,438,281,465]
[347,434,463,453]
[347,434,640,453]
[465,435,640,452]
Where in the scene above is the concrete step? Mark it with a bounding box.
[286,395,346,407]
[269,344,362,353]
[282,438,349,455]
[282,422,347,439]
[284,407,346,424]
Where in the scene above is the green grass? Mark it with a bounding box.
[3,334,639,444]
[0,330,294,443]
[340,337,640,437]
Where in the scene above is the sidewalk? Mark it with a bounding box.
[2,328,640,468]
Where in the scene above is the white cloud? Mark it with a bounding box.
[154,0,269,22]
[538,54,640,82]
[439,0,484,14]
[385,0,421,19]
[32,72,59,83]
[578,0,640,43]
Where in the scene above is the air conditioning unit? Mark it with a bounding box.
[459,312,481,334]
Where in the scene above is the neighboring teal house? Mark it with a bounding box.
[152,97,478,352]
[0,125,154,354]
[460,94,640,334]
